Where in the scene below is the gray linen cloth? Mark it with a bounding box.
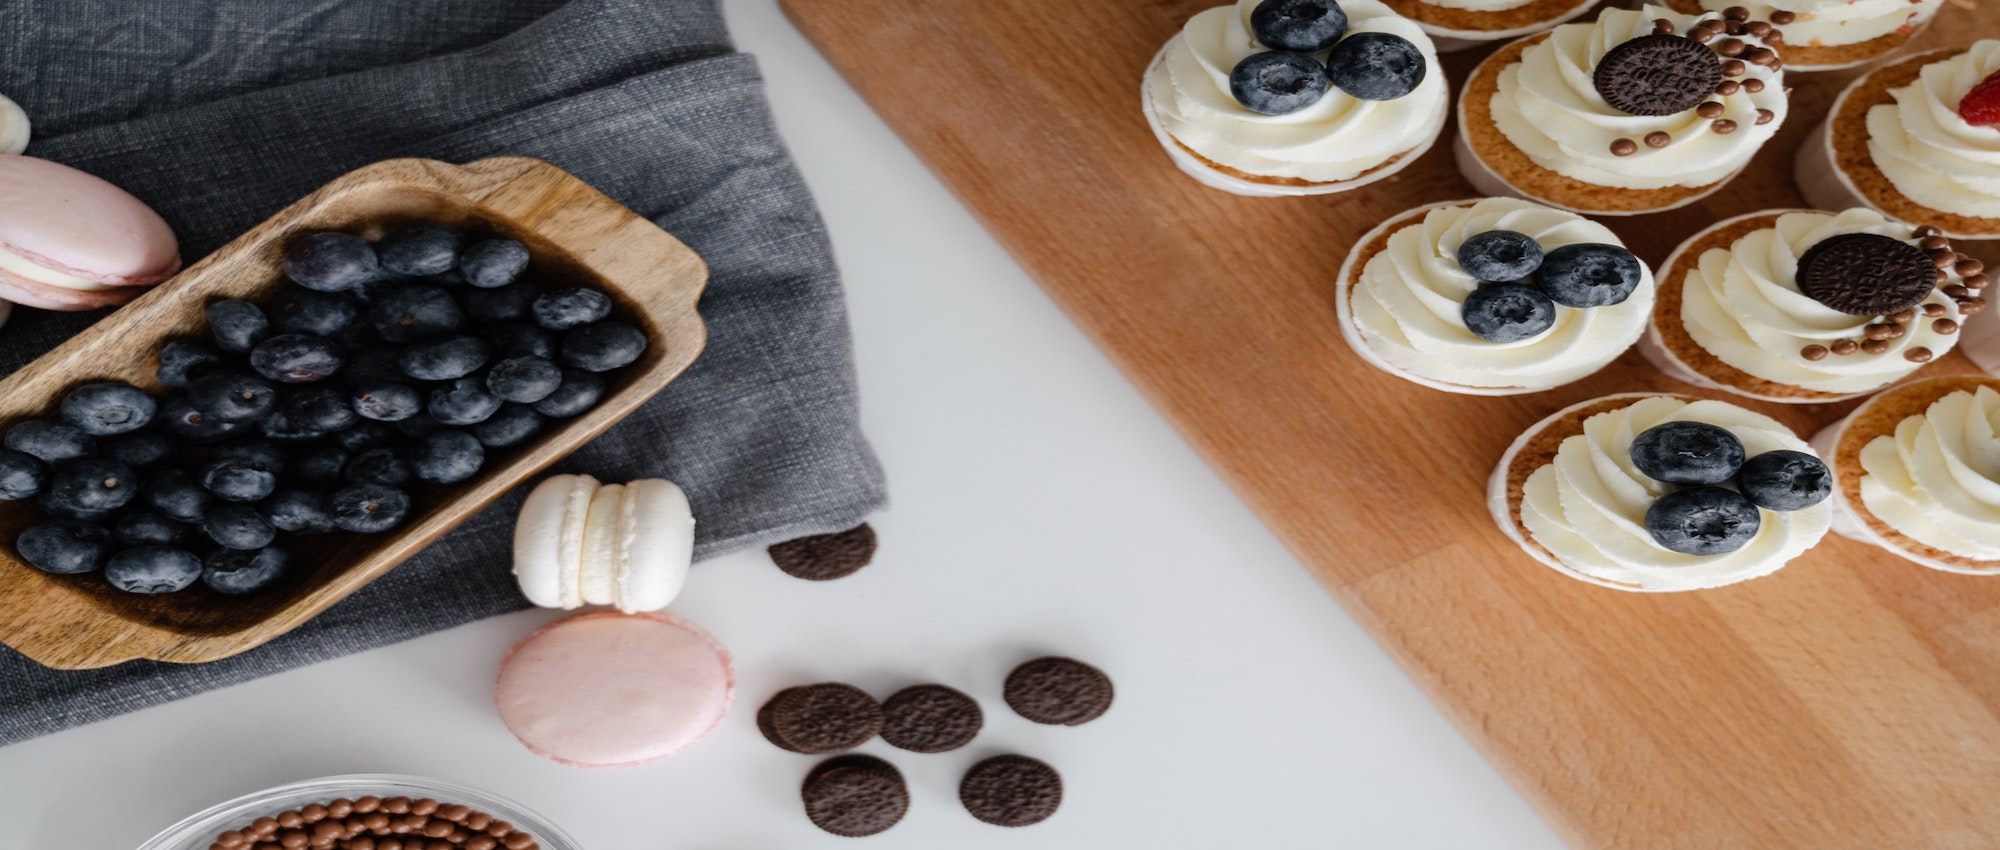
[0,0,886,746]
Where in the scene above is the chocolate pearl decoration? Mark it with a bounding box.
[1716,38,1746,57]
[1691,28,1715,43]
[1722,59,1746,76]
[1801,344,1829,361]
[1969,273,1992,289]
[1697,101,1725,118]
[1929,249,1958,268]
[1654,18,1675,33]
[1915,225,1941,238]
[1862,339,1890,355]
[1755,108,1774,125]
[1712,119,1737,134]
[1645,131,1672,148]
[1891,308,1917,323]
[412,800,440,817]
[1958,258,1984,277]
[1769,9,1795,24]
[1747,21,1773,38]
[1723,6,1749,20]
[1743,78,1764,93]
[1920,235,1950,251]
[1935,319,1960,334]
[1946,284,1970,299]
[1863,323,1897,341]
[1832,339,1860,355]
[1746,47,1776,66]
[1961,297,1988,315]
[1924,302,1948,317]
[1716,79,1740,95]
[1906,347,1934,363]
[1611,138,1639,156]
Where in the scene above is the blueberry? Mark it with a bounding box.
[201,458,278,503]
[267,287,359,337]
[16,520,112,575]
[332,421,399,454]
[1461,283,1556,342]
[0,449,48,500]
[113,509,187,547]
[530,288,614,331]
[207,299,271,353]
[101,431,175,469]
[1539,243,1643,308]
[202,546,292,594]
[344,348,408,388]
[292,446,349,487]
[481,322,556,359]
[460,238,530,288]
[156,339,223,389]
[559,322,647,372]
[399,334,490,381]
[203,503,275,550]
[158,394,251,444]
[280,384,358,432]
[412,430,485,484]
[344,447,412,487]
[259,410,330,444]
[533,369,605,418]
[212,439,289,474]
[1630,421,1746,486]
[330,483,411,533]
[1646,486,1761,556]
[485,355,562,403]
[1737,450,1831,512]
[1250,0,1347,51]
[462,281,540,324]
[370,285,464,342]
[251,333,344,383]
[4,420,95,463]
[56,382,154,438]
[471,404,544,448]
[284,231,380,292]
[1229,51,1329,116]
[189,370,279,424]
[1456,230,1544,283]
[144,468,211,523]
[352,383,424,422]
[104,546,203,594]
[429,377,503,426]
[44,458,139,514]
[262,490,334,534]
[1324,31,1426,101]
[376,223,463,276]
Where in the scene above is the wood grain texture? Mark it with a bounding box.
[780,1,2000,846]
[0,157,708,669]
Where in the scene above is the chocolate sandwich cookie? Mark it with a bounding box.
[759,682,884,754]
[960,755,1062,827]
[1003,656,1113,726]
[880,684,983,753]
[802,755,909,837]
[768,522,877,580]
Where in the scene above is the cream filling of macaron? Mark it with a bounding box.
[0,243,113,290]
[580,483,625,606]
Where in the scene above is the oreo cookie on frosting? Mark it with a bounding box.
[758,683,884,754]
[1004,656,1114,726]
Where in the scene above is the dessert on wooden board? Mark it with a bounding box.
[1797,39,2000,239]
[1457,5,1791,214]
[1337,196,1652,394]
[1143,0,1448,196]
[1640,207,1985,403]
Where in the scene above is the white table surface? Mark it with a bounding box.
[0,3,1568,847]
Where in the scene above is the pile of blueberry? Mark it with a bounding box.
[0,222,647,596]
[1454,231,1643,343]
[1229,0,1427,116]
[1629,421,1830,556]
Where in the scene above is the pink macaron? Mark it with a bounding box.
[0,156,180,310]
[495,610,736,768]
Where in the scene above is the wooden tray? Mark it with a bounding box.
[781,2,2000,847]
[0,157,708,670]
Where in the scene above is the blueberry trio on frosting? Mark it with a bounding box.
[1231,0,1428,115]
[1454,230,1642,343]
[1628,421,1829,556]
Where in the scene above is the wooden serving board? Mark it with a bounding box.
[781,1,2000,847]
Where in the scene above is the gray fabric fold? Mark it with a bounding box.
[0,0,886,746]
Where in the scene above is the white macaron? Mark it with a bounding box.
[513,474,695,613]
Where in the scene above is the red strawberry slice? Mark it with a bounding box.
[1962,69,2000,128]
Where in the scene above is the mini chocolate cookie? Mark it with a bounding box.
[880,684,983,753]
[803,755,910,837]
[1003,656,1113,726]
[1594,34,1722,117]
[760,683,884,754]
[769,523,877,580]
[1796,233,1937,316]
[960,755,1062,827]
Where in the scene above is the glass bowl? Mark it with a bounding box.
[136,774,581,850]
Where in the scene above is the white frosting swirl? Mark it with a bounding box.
[1681,209,1961,395]
[1859,385,2000,561]
[1688,0,1941,49]
[1521,396,1830,590]
[1147,0,1449,183]
[1348,197,1652,390]
[1488,6,1787,190]
[1868,40,2000,220]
